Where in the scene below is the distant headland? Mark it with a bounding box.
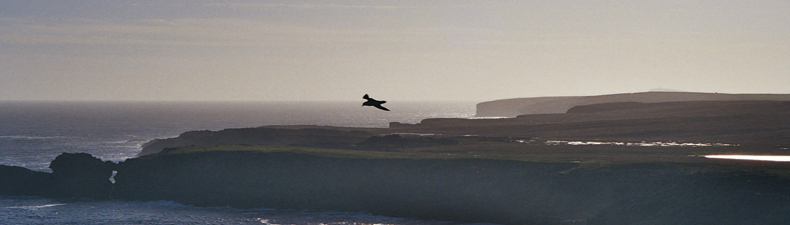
[475,91,790,117]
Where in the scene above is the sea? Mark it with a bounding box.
[0,101,492,225]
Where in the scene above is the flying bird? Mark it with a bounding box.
[362,94,389,111]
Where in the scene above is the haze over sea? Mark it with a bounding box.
[0,101,484,225]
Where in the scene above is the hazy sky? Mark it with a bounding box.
[1,1,788,101]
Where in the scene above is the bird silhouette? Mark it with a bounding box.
[362,94,389,111]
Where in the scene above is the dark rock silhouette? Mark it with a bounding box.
[0,153,116,199]
[4,151,790,225]
[48,153,116,199]
[0,165,49,196]
[362,94,389,111]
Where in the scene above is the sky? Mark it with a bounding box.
[1,0,789,102]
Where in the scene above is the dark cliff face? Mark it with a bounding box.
[112,151,790,225]
[0,165,50,196]
[4,151,790,224]
[48,153,116,199]
[114,152,584,224]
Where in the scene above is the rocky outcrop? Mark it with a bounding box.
[47,153,116,199]
[475,92,790,117]
[0,153,116,199]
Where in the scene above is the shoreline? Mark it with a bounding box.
[3,98,790,224]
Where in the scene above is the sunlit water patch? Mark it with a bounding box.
[705,155,790,162]
[544,140,738,147]
[388,133,437,136]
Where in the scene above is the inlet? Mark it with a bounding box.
[705,155,790,162]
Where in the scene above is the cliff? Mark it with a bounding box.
[475,91,790,117]
[5,97,790,224]
[5,149,790,225]
[114,150,790,225]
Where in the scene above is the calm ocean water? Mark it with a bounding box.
[0,101,491,225]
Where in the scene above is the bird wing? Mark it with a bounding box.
[363,94,370,100]
[374,104,390,111]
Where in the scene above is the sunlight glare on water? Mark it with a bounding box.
[705,155,790,162]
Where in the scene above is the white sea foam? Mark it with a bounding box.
[0,135,65,140]
[5,203,66,210]
[389,133,436,136]
[705,155,790,162]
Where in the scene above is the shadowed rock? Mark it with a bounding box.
[0,165,49,196]
[48,153,116,199]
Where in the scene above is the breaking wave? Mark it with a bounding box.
[0,135,66,140]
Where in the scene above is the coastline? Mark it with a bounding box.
[3,97,790,224]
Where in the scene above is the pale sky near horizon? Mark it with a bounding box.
[1,1,788,101]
